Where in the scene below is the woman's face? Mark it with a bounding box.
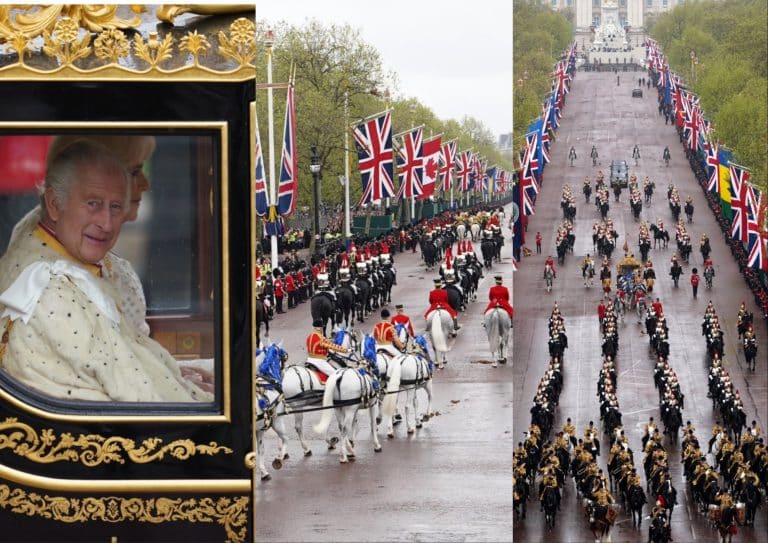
[123,145,154,222]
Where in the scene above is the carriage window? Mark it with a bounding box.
[0,130,223,407]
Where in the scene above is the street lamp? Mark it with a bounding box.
[690,50,698,84]
[310,145,322,248]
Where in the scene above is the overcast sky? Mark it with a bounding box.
[257,0,512,138]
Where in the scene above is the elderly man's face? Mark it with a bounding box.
[46,162,129,264]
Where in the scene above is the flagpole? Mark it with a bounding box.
[265,31,278,270]
[344,91,352,239]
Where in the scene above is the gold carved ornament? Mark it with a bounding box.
[0,418,232,466]
[0,10,255,77]
[0,486,249,543]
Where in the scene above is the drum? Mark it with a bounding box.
[606,507,618,523]
[735,503,745,525]
[708,504,721,522]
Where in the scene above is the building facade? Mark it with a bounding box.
[544,0,687,30]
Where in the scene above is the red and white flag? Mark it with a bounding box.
[419,135,442,200]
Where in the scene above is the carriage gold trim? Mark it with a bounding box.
[0,417,233,466]
[0,483,249,543]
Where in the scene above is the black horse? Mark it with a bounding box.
[353,276,372,322]
[255,297,270,349]
[335,283,357,327]
[421,239,439,269]
[541,485,559,530]
[648,514,671,543]
[644,182,655,203]
[669,262,683,287]
[583,183,592,202]
[639,238,651,262]
[627,484,647,527]
[684,201,694,222]
[744,338,757,371]
[650,224,669,249]
[310,292,336,336]
[513,476,529,520]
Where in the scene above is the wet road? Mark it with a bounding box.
[256,209,514,542]
[512,71,766,542]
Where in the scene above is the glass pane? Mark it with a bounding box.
[0,130,220,406]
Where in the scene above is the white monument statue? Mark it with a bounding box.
[593,0,628,49]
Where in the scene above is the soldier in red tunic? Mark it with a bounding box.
[306,318,349,380]
[273,271,285,313]
[285,272,297,308]
[390,303,415,338]
[424,279,459,330]
[373,308,405,357]
[484,275,514,319]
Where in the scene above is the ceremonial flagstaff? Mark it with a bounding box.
[277,71,298,217]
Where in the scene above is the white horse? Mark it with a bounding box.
[254,383,289,480]
[426,308,452,369]
[470,222,481,241]
[483,308,511,367]
[381,339,435,437]
[456,223,467,241]
[313,360,385,463]
[583,260,595,287]
[636,296,648,324]
[281,328,356,455]
[544,264,555,293]
[611,295,625,324]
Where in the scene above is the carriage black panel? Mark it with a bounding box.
[0,79,254,541]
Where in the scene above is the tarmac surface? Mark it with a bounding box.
[256,206,514,542]
[512,70,766,542]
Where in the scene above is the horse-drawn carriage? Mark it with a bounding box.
[616,254,643,282]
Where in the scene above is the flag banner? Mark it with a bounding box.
[706,141,720,193]
[253,111,270,217]
[747,230,768,271]
[718,148,732,218]
[729,163,751,243]
[455,150,472,192]
[277,82,298,216]
[439,140,457,192]
[419,135,441,200]
[484,166,496,195]
[353,110,395,204]
[395,126,423,201]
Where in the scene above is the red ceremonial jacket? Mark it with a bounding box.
[285,274,296,292]
[373,320,397,344]
[424,288,457,319]
[273,278,284,297]
[485,285,513,318]
[391,314,414,337]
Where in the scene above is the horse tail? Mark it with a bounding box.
[430,312,448,353]
[312,370,339,434]
[486,310,500,354]
[381,355,402,418]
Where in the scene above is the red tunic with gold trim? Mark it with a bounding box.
[373,320,397,344]
[306,330,343,357]
[424,288,457,319]
[391,313,415,337]
[485,285,513,318]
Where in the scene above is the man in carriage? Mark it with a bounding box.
[305,318,351,382]
[425,278,459,330]
[390,303,415,338]
[373,308,406,358]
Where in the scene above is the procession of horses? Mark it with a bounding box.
[254,209,510,480]
[515,157,763,543]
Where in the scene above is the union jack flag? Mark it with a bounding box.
[729,163,750,243]
[439,140,457,192]
[353,111,395,204]
[395,127,423,200]
[747,231,768,271]
[253,110,270,217]
[706,140,720,193]
[455,150,472,192]
[277,83,298,216]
